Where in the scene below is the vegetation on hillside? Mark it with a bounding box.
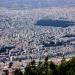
[13,57,75,75]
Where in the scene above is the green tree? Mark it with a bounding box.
[66,69,75,75]
[37,60,43,75]
[50,61,58,75]
[59,57,75,75]
[24,64,31,75]
[14,69,23,75]
[24,59,37,75]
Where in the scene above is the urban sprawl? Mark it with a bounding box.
[0,8,75,74]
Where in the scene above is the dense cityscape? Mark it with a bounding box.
[0,7,75,75]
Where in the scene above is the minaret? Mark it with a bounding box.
[9,50,13,62]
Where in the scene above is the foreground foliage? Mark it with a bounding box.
[13,57,75,75]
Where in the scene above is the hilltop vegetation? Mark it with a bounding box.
[4,57,75,75]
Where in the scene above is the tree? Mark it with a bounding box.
[24,64,31,75]
[3,70,8,75]
[44,56,49,75]
[59,57,75,75]
[14,69,23,75]
[66,69,75,75]
[50,61,58,75]
[37,60,43,75]
[24,59,37,75]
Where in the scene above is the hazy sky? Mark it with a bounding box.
[0,0,75,8]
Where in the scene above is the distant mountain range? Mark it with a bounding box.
[0,0,75,9]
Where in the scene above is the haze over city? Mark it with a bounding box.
[0,0,75,9]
